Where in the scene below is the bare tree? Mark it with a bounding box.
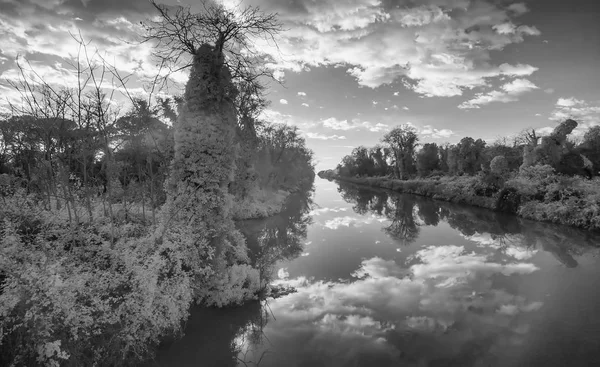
[142,0,283,90]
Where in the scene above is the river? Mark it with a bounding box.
[144,177,600,367]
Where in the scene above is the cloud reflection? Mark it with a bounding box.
[260,245,542,365]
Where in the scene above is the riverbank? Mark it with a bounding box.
[319,169,600,232]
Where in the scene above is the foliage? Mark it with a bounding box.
[0,3,316,366]
[416,143,440,177]
[490,155,509,175]
[381,124,419,180]
[0,193,195,366]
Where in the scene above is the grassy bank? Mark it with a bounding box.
[319,165,600,231]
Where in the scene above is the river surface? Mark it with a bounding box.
[145,178,600,367]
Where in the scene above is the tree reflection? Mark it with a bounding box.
[238,187,314,288]
[337,182,420,245]
[384,195,420,245]
[334,180,600,267]
[149,188,314,367]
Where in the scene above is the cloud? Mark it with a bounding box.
[298,91,307,96]
[403,106,410,110]
[550,97,600,129]
[507,3,530,16]
[280,98,289,105]
[420,125,455,138]
[458,78,538,109]
[265,245,542,363]
[306,132,347,140]
[360,121,390,132]
[309,207,348,216]
[252,0,540,96]
[323,215,383,229]
[324,216,361,230]
[556,97,586,107]
[322,117,390,132]
[273,69,285,81]
[302,103,310,107]
[323,117,355,130]
[259,109,317,130]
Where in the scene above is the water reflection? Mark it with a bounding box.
[146,188,314,367]
[150,180,600,367]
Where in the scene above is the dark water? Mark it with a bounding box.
[145,178,600,367]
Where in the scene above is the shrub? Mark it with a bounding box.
[490,155,509,175]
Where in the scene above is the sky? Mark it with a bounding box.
[0,0,599,171]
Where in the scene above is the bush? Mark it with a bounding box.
[490,155,509,175]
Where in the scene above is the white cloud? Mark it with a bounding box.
[259,109,316,130]
[361,121,390,132]
[309,207,348,216]
[323,117,356,130]
[322,117,390,132]
[277,268,290,279]
[403,106,410,111]
[302,103,310,107]
[535,113,542,117]
[323,215,383,229]
[556,97,585,107]
[272,69,286,81]
[535,126,554,136]
[279,98,289,105]
[306,132,347,140]
[254,0,541,96]
[458,78,538,109]
[393,91,399,96]
[420,125,455,138]
[550,97,600,129]
[266,244,542,360]
[298,91,307,96]
[507,3,530,16]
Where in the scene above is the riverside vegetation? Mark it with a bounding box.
[0,2,314,366]
[319,120,600,231]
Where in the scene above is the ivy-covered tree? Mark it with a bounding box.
[146,0,283,304]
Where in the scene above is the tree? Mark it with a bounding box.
[143,0,282,89]
[490,155,509,175]
[382,124,419,180]
[456,137,486,175]
[581,125,600,176]
[416,143,440,177]
[145,0,284,303]
[351,146,375,177]
[369,145,388,176]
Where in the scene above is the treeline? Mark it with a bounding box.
[321,120,600,231]
[0,98,314,223]
[0,2,313,367]
[334,120,599,180]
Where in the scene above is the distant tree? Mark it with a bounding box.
[416,143,440,177]
[490,155,509,175]
[351,146,375,177]
[456,137,486,175]
[369,145,388,176]
[446,145,459,175]
[382,124,419,180]
[580,126,600,175]
[438,143,450,173]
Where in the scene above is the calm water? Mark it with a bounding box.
[146,178,600,367]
